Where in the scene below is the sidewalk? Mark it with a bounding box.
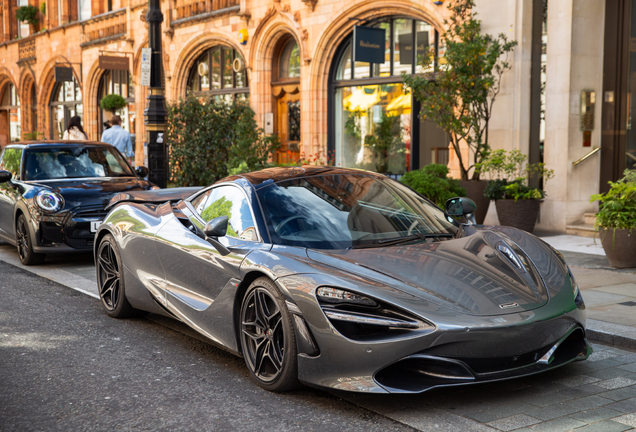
[2,233,636,350]
[538,233,636,350]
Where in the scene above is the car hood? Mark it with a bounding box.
[33,177,152,209]
[306,230,550,316]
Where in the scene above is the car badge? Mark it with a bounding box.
[499,302,519,309]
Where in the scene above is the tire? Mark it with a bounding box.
[96,234,135,318]
[239,277,300,392]
[15,214,45,266]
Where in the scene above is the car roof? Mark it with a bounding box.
[221,166,386,187]
[4,141,112,149]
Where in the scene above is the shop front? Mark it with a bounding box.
[328,17,448,176]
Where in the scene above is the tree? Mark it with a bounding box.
[403,0,517,180]
[167,95,279,186]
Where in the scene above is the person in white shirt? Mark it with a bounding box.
[100,115,134,164]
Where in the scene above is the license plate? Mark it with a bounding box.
[90,221,102,233]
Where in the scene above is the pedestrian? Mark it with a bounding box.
[103,120,112,130]
[101,115,134,164]
[63,116,88,140]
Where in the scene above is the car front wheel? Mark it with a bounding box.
[97,234,136,318]
[240,277,300,392]
[16,214,45,266]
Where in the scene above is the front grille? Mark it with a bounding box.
[65,207,108,240]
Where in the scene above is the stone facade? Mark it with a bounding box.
[0,0,623,232]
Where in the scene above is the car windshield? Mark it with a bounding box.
[23,146,135,180]
[256,174,458,249]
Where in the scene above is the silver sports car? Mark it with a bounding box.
[94,167,591,393]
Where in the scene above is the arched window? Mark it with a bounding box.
[278,39,300,80]
[330,18,444,175]
[50,75,83,140]
[97,70,135,137]
[0,83,21,143]
[186,46,248,101]
[272,37,301,164]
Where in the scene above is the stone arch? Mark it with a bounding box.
[171,31,248,102]
[307,0,446,154]
[84,58,107,141]
[18,69,36,137]
[248,10,304,132]
[0,69,18,147]
[38,56,83,140]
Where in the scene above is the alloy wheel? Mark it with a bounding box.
[16,218,29,261]
[97,241,121,311]
[241,288,285,383]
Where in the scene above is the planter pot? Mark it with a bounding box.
[495,199,540,233]
[459,180,489,224]
[599,228,636,268]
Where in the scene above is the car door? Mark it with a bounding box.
[154,184,264,348]
[0,147,23,241]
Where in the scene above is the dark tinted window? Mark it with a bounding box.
[0,148,23,179]
[23,146,134,180]
[256,174,457,249]
[198,186,257,241]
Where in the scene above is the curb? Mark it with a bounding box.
[587,319,636,351]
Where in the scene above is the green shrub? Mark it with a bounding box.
[16,5,39,25]
[590,169,636,230]
[167,95,279,187]
[400,164,466,207]
[100,94,127,112]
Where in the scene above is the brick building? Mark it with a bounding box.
[0,0,634,232]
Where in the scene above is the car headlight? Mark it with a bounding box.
[36,190,64,212]
[316,287,378,306]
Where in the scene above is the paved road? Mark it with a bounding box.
[3,252,636,431]
[0,261,414,432]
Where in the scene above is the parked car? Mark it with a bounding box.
[0,141,155,265]
[95,166,591,393]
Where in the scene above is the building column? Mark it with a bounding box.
[537,0,605,232]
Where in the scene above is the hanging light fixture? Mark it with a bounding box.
[433,0,444,5]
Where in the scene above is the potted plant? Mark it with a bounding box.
[400,163,466,208]
[480,149,554,233]
[403,0,517,223]
[100,94,128,118]
[589,169,636,268]
[16,5,39,33]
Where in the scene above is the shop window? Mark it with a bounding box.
[0,84,21,143]
[330,17,441,175]
[97,70,135,139]
[50,75,83,140]
[186,46,248,100]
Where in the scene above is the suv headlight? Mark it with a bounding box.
[36,190,64,212]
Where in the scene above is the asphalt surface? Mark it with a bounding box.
[0,261,415,432]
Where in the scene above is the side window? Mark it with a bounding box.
[0,148,23,180]
[190,190,211,215]
[198,186,258,241]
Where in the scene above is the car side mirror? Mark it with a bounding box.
[136,166,149,177]
[0,170,12,183]
[445,197,477,225]
[203,216,231,256]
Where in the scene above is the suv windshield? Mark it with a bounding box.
[256,174,457,249]
[23,146,134,180]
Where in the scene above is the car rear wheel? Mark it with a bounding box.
[97,234,135,318]
[16,214,45,266]
[240,277,300,392]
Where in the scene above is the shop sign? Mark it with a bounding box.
[54,66,74,83]
[99,56,129,71]
[140,48,152,86]
[398,32,429,65]
[353,25,385,64]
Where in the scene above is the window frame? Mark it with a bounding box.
[185,182,262,243]
[186,46,249,99]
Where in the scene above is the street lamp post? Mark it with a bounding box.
[144,0,168,187]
